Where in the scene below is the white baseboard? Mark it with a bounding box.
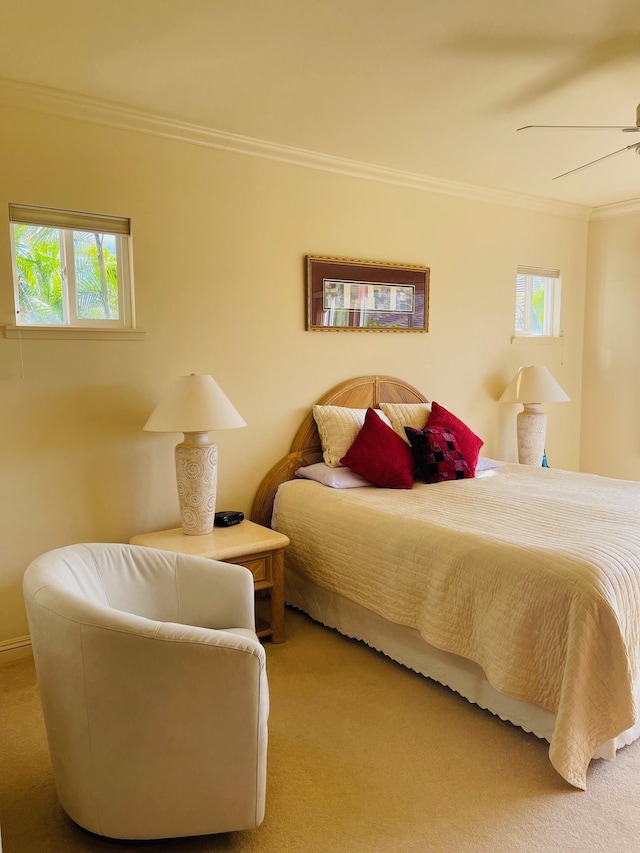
[0,635,32,665]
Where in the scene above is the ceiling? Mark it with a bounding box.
[1,0,640,209]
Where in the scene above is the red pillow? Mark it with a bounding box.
[405,426,471,483]
[425,402,483,475]
[340,408,414,489]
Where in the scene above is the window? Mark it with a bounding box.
[515,266,561,338]
[9,204,134,330]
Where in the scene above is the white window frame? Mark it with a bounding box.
[8,203,136,331]
[515,265,561,338]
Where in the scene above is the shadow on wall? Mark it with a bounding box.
[6,382,170,540]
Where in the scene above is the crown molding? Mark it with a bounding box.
[0,77,592,221]
[589,197,640,221]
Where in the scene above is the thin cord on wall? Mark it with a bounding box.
[222,129,235,152]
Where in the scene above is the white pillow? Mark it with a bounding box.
[313,406,392,467]
[295,462,372,488]
[476,457,505,471]
[378,402,432,443]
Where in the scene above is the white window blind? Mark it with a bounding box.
[9,203,130,235]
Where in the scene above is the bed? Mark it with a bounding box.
[251,375,640,789]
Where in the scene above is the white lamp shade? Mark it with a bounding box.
[499,366,570,405]
[144,374,247,433]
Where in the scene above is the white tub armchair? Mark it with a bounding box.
[23,543,269,841]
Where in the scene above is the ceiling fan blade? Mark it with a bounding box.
[517,124,637,131]
[552,143,639,180]
[518,104,640,134]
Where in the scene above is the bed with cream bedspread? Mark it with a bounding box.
[274,463,640,789]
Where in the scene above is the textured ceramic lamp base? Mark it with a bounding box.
[175,433,218,535]
[516,407,546,466]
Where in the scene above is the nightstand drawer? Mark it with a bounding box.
[240,556,270,584]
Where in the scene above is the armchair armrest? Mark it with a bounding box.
[174,553,256,631]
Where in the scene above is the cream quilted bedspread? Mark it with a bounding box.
[274,464,640,789]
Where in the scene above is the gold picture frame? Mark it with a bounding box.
[306,255,429,332]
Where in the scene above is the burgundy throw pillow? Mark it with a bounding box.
[340,408,414,489]
[405,426,472,484]
[425,402,483,475]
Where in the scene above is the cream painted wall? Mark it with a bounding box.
[0,104,587,644]
[582,213,640,478]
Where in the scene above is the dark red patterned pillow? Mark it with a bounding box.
[405,426,472,483]
[340,407,414,489]
[425,402,483,475]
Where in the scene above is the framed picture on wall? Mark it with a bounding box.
[306,255,429,332]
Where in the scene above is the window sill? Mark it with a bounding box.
[4,325,146,341]
[510,335,563,345]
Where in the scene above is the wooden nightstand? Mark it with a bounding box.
[130,521,289,643]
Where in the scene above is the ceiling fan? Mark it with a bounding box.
[517,103,640,179]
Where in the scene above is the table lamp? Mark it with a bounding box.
[144,374,247,535]
[499,365,569,466]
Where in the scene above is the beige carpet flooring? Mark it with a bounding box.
[2,607,640,853]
